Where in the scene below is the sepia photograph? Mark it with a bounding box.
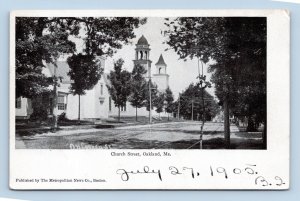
[13,16,267,150]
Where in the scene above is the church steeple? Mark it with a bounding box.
[155,54,167,66]
[133,35,152,78]
[153,54,169,91]
[155,54,167,74]
[137,35,149,46]
[135,35,150,60]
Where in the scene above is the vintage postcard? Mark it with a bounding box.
[10,9,290,189]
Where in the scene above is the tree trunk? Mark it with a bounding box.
[224,97,230,149]
[78,95,81,124]
[262,120,267,149]
[51,64,58,131]
[118,106,120,122]
[52,89,58,130]
[191,100,194,121]
[177,94,180,120]
[148,106,151,123]
[246,115,257,132]
[136,106,138,122]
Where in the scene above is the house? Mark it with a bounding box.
[44,58,110,121]
[15,56,111,121]
[15,97,33,119]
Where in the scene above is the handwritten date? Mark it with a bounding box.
[116,166,162,181]
[116,164,285,187]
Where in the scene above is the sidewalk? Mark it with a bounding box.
[15,119,182,137]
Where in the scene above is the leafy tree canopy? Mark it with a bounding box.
[67,53,102,95]
[164,17,266,124]
[177,83,219,121]
[129,64,147,107]
[154,92,166,114]
[16,17,146,98]
[107,59,132,109]
[165,87,174,113]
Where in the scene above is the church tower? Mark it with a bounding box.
[133,35,152,78]
[152,54,169,91]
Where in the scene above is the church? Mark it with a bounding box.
[108,35,171,119]
[15,35,171,121]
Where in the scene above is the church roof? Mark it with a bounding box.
[137,35,149,45]
[45,57,106,84]
[155,54,167,66]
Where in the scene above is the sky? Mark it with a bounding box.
[68,17,216,99]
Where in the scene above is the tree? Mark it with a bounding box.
[154,92,166,118]
[165,87,174,120]
[67,53,102,123]
[16,17,146,129]
[164,17,266,148]
[128,64,147,121]
[207,18,266,148]
[144,80,158,122]
[16,17,146,99]
[144,81,158,111]
[16,17,77,98]
[177,83,219,121]
[107,59,132,122]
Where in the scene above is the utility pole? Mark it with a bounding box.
[200,82,205,149]
[149,77,152,124]
[197,58,210,149]
[189,45,211,149]
[177,93,180,120]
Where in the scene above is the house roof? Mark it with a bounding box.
[137,35,149,46]
[45,61,71,82]
[155,54,167,66]
[45,61,110,86]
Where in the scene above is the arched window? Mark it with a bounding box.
[140,51,143,60]
[159,67,162,74]
[145,51,148,60]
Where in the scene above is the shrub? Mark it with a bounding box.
[58,112,68,122]
[29,101,48,121]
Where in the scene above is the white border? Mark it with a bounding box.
[9,9,290,190]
